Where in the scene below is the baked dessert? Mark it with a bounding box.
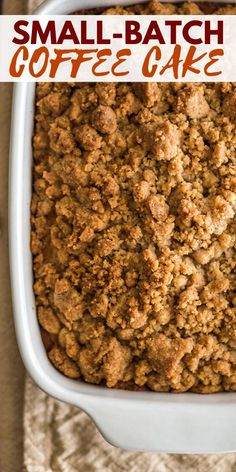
[32,1,236,393]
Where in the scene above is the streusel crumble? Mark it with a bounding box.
[32,1,236,393]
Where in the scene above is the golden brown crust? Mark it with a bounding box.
[48,346,80,378]
[32,2,236,393]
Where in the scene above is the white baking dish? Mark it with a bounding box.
[9,0,236,453]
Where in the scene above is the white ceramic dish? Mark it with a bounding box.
[9,0,236,453]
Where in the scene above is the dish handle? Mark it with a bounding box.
[77,396,236,453]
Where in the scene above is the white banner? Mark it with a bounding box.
[0,15,235,81]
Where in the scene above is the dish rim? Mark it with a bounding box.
[9,0,236,453]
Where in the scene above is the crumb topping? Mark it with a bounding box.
[32,1,236,393]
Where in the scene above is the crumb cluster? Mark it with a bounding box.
[32,1,236,393]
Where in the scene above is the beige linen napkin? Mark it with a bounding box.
[24,377,236,472]
[24,1,236,470]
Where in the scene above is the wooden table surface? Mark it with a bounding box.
[0,2,26,471]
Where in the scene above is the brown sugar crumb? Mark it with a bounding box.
[222,91,236,119]
[74,124,102,150]
[32,2,236,393]
[137,121,180,161]
[38,307,61,335]
[91,105,117,134]
[177,86,210,119]
[54,279,84,322]
[48,346,80,378]
[148,195,169,221]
